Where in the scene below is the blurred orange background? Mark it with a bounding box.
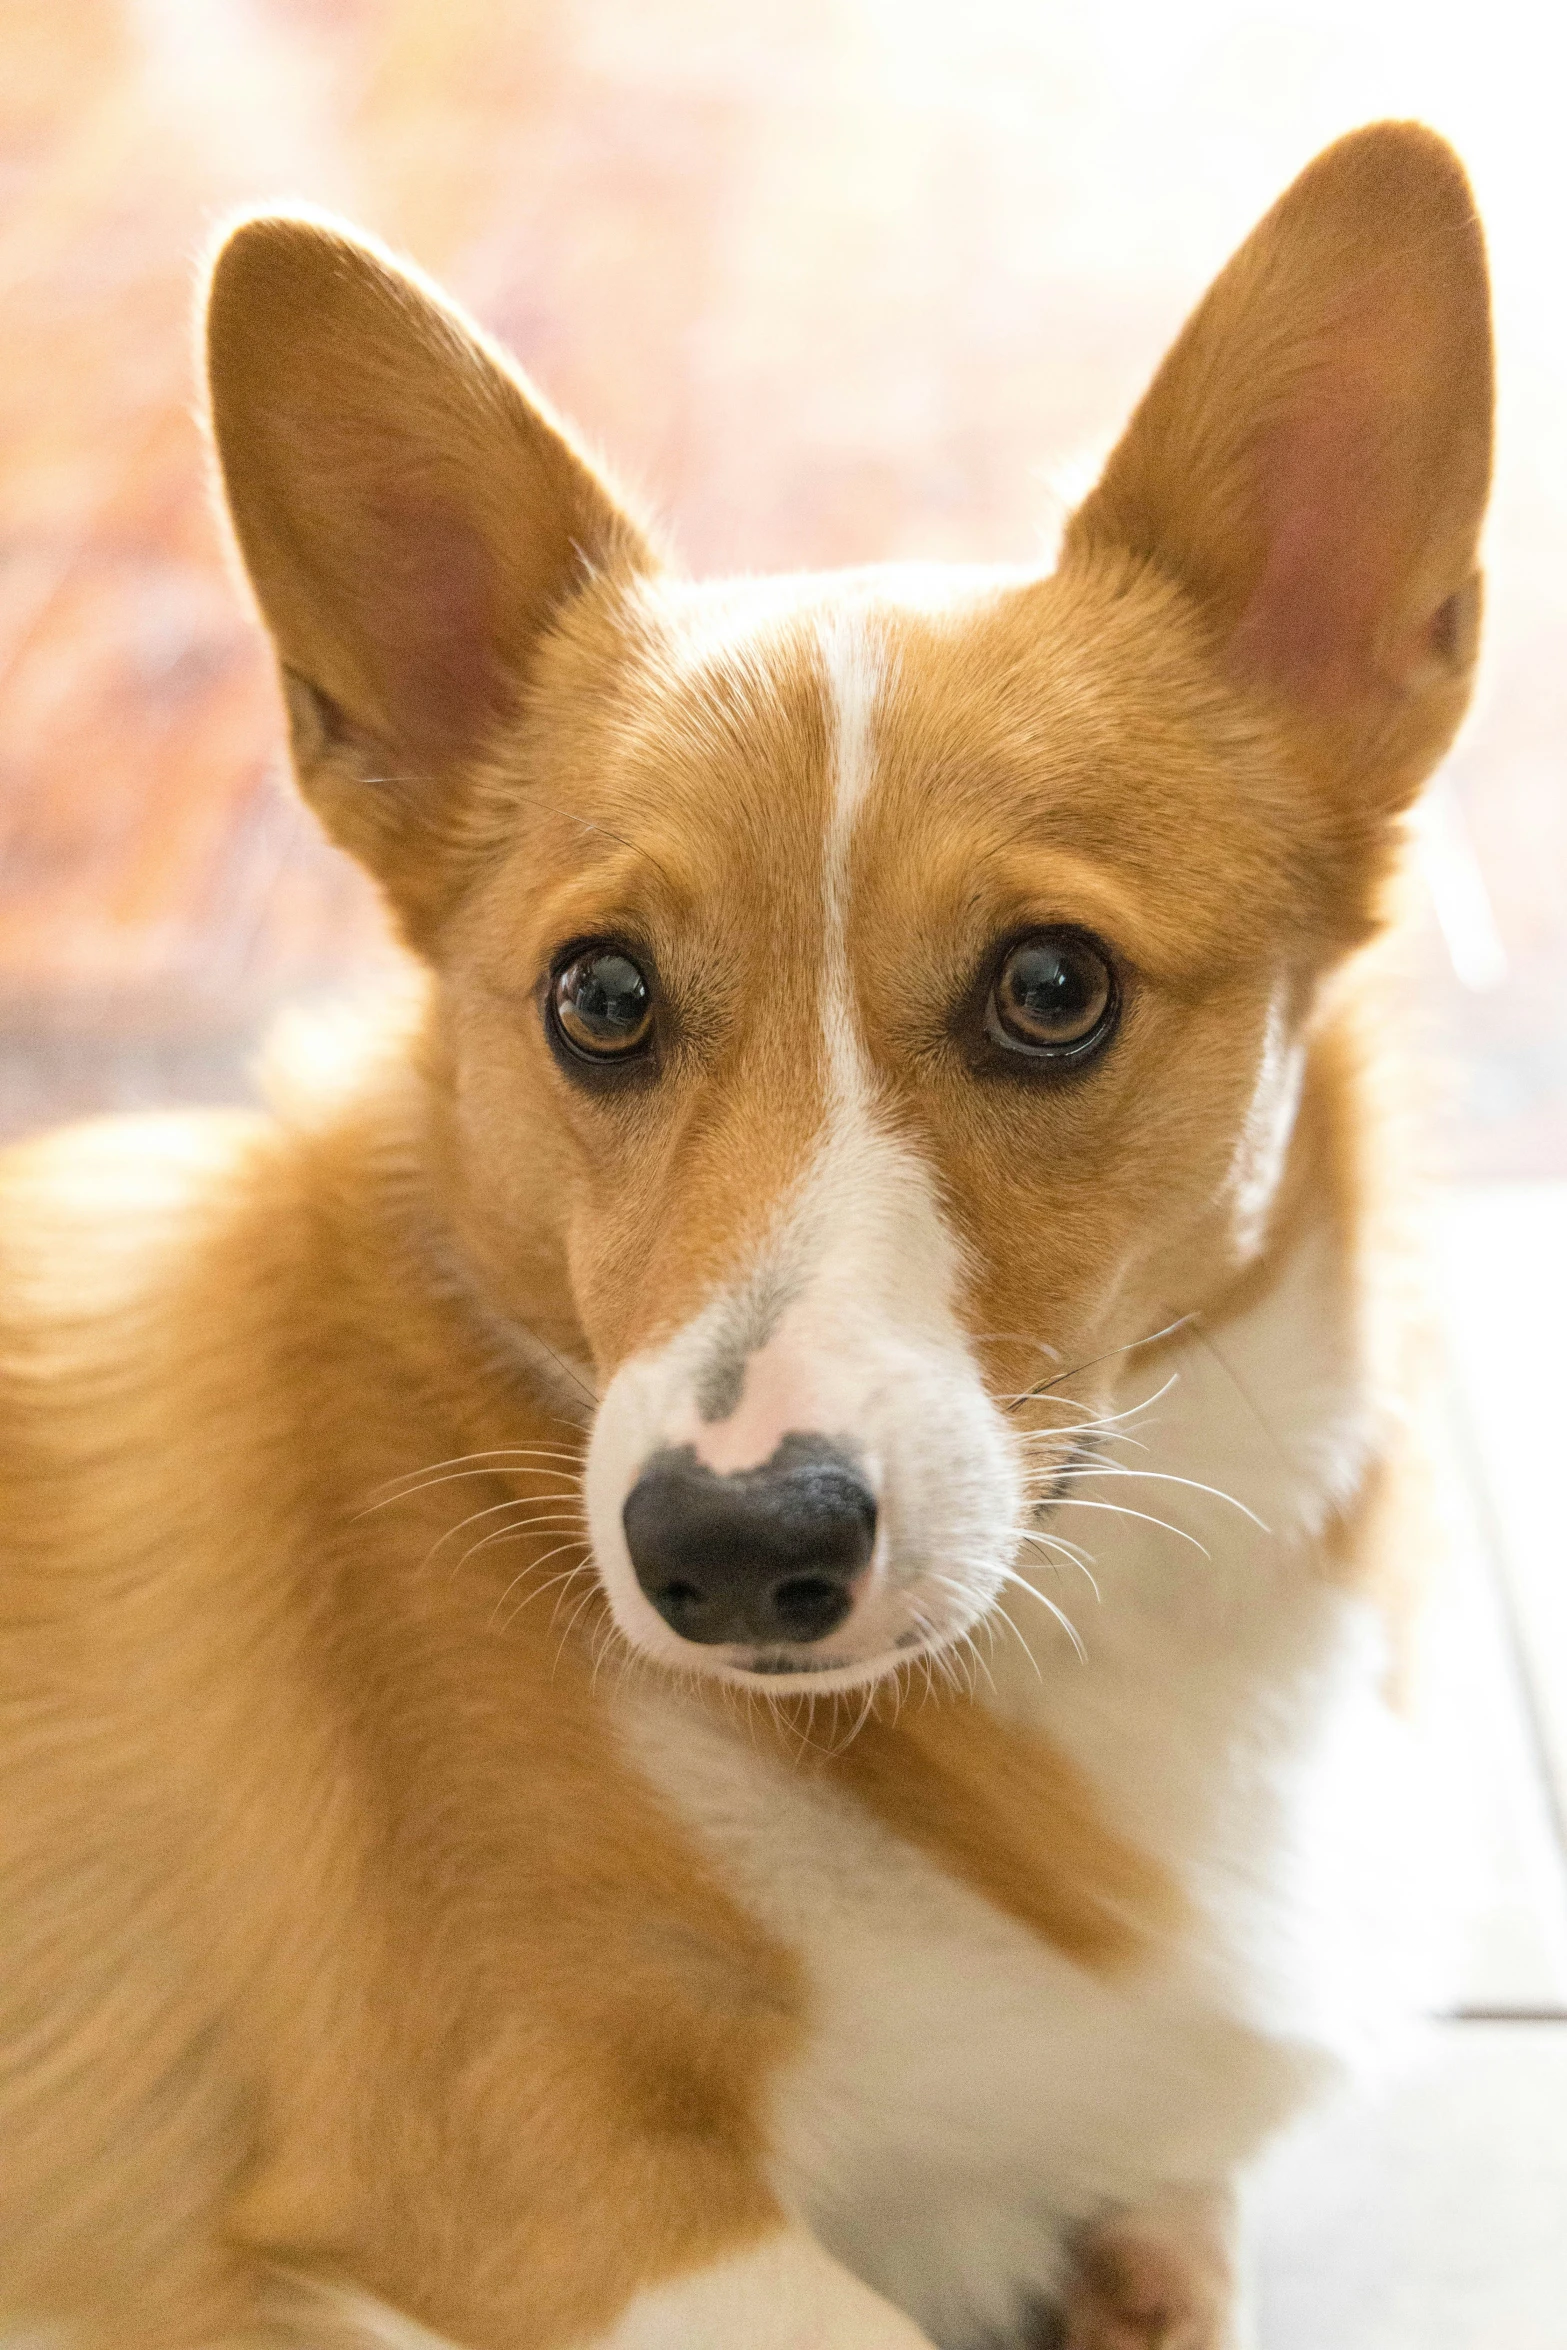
[3,0,1563,1168]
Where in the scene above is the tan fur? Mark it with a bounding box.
[769,1693,1184,1971]
[1,124,1492,2346]
[0,1094,798,2347]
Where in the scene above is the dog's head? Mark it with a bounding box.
[207,124,1491,1692]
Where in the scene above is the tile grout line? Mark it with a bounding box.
[1446,2007,1567,2023]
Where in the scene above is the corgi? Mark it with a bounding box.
[0,120,1492,2350]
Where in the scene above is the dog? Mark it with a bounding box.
[0,119,1492,2348]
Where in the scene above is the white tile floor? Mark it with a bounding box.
[1255,2024,1567,2350]
[1255,1184,1567,2346]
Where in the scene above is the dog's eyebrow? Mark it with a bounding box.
[527,794,683,894]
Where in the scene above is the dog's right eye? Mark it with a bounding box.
[549,946,655,1064]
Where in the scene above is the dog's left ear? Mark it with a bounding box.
[1066,122,1493,814]
[206,212,657,946]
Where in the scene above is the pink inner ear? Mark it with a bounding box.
[1226,383,1399,707]
[365,491,502,758]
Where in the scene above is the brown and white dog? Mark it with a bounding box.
[0,122,1492,2349]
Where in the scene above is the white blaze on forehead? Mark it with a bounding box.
[579,596,1025,1688]
[666,609,903,1477]
[665,607,901,1476]
[818,609,887,1105]
[821,608,883,839]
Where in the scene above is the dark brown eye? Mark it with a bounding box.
[986,929,1117,1062]
[550,947,654,1062]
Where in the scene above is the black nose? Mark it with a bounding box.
[622,1435,877,1648]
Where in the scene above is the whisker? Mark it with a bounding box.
[843,1679,879,1749]
[504,1324,599,1410]
[968,1331,1064,1361]
[590,1598,630,1693]
[920,1560,1090,1673]
[959,1624,998,1695]
[1009,1401,1179,1454]
[358,1449,583,1516]
[1016,1426,1151,1458]
[490,1550,593,1634]
[987,1598,1044,1680]
[552,1579,603,1673]
[424,1494,586,1565]
[1044,1495,1211,1557]
[453,1516,588,1576]
[525,793,682,898]
[550,1563,603,1634]
[381,1473,583,1522]
[425,1504,584,1579]
[372,1443,584,1486]
[997,1574,1087,1660]
[1175,1310,1300,1476]
[920,1573,1032,1688]
[924,1600,987,1699]
[1041,1463,1268,1531]
[1007,1313,1194,1413]
[1017,1531,1101,1599]
[492,1556,591,1622]
[999,1393,1105,1419]
[1005,1369,1182,1430]
[455,1512,589,1548]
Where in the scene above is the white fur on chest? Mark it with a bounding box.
[619,1682,1324,2348]
[614,1228,1442,2348]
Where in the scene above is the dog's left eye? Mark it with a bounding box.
[985,929,1119,1064]
[550,947,654,1062]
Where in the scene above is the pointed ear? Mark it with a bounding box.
[1064,123,1493,812]
[205,212,656,943]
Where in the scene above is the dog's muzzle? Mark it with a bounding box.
[622,1433,877,1648]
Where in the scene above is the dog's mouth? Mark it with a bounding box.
[605,1606,1000,1698]
[691,1641,896,1687]
[697,1616,933,1688]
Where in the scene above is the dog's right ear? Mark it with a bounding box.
[206,213,656,945]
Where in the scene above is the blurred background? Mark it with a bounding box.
[1,5,1563,2345]
[2,0,1565,1170]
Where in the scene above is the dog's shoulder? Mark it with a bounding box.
[1,1103,283,1298]
[1,1107,298,1447]
[0,1104,361,1645]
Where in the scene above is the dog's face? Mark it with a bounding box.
[442,563,1330,1689]
[207,125,1491,1690]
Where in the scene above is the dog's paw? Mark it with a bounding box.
[1061,2192,1241,2350]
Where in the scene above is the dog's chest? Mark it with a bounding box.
[620,1550,1428,2340]
[613,1292,1435,2346]
[615,1595,1413,2350]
